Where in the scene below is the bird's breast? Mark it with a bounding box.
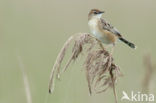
[88,19,102,38]
[88,19,115,44]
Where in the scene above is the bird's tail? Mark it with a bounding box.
[119,37,136,49]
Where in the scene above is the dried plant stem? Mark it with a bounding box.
[142,54,154,93]
[85,68,92,95]
[48,33,121,103]
[17,55,32,103]
[97,40,105,50]
[49,35,74,93]
[61,52,75,73]
[49,33,93,93]
[110,68,117,103]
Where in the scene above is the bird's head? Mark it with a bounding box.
[88,9,104,20]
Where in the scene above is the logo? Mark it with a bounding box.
[121,91,154,102]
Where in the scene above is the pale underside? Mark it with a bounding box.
[88,17,118,45]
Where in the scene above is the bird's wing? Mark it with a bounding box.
[100,18,122,37]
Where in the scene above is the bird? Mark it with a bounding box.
[88,9,136,49]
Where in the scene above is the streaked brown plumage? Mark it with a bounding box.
[88,9,136,49]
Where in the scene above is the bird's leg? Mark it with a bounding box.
[90,35,105,50]
[110,43,115,55]
[91,36,105,50]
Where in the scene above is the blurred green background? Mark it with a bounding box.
[0,0,156,103]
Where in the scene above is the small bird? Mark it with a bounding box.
[88,9,136,49]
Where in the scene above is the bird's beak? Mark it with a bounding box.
[99,11,104,14]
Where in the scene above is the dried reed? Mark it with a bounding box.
[48,33,121,103]
[142,54,155,93]
[17,55,32,103]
